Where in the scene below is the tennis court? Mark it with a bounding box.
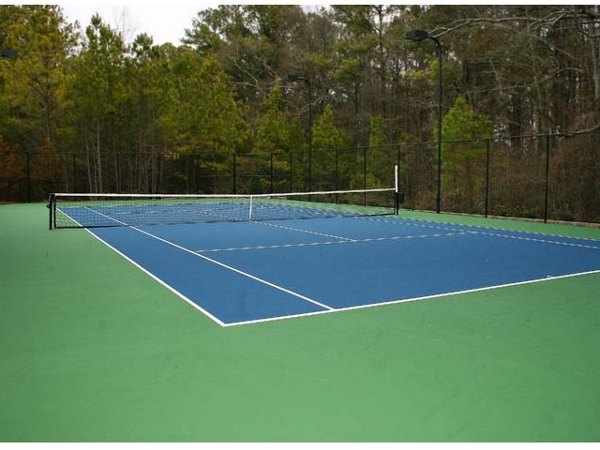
[1,199,600,441]
[50,192,600,327]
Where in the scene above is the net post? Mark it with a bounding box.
[48,193,55,230]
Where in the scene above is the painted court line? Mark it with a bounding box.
[252,220,355,241]
[65,210,227,327]
[83,207,334,314]
[195,231,470,253]
[361,215,600,244]
[67,207,600,328]
[469,230,600,250]
[223,269,600,327]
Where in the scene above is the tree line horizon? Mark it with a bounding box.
[1,5,599,222]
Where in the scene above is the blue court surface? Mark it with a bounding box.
[76,214,600,327]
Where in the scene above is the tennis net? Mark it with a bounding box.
[48,188,400,229]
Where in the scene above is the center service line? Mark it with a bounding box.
[83,207,335,312]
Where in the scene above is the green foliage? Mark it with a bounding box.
[441,96,493,142]
[70,14,127,124]
[0,134,24,200]
[0,6,75,148]
[255,79,301,153]
[310,104,350,189]
[312,104,348,150]
[161,49,247,155]
[0,5,599,221]
[440,96,493,212]
[368,115,386,148]
[183,6,249,53]
[367,115,396,187]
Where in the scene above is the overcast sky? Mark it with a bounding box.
[58,2,327,46]
[60,3,219,45]
[48,1,593,47]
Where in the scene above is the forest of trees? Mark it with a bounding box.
[0,5,599,222]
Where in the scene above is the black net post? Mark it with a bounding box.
[47,193,55,230]
[395,192,401,215]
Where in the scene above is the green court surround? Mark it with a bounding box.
[1,203,599,441]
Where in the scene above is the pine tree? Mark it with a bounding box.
[440,96,493,212]
[312,104,349,189]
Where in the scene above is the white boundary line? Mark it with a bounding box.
[60,207,600,328]
[130,225,334,311]
[223,269,600,327]
[195,231,470,253]
[357,216,600,250]
[83,207,334,313]
[252,220,355,241]
[360,215,600,243]
[63,210,227,327]
[83,227,227,326]
[469,230,600,250]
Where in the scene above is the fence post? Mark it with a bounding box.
[270,152,274,194]
[396,145,401,182]
[26,152,31,203]
[544,132,551,223]
[151,150,157,194]
[232,154,237,194]
[115,152,120,193]
[363,146,367,205]
[72,153,76,192]
[289,152,293,192]
[334,148,339,203]
[308,149,313,192]
[335,148,339,191]
[193,154,198,193]
[485,139,491,218]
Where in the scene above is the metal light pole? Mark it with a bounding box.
[284,74,313,192]
[406,30,443,213]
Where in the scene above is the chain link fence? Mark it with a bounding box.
[1,130,598,224]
